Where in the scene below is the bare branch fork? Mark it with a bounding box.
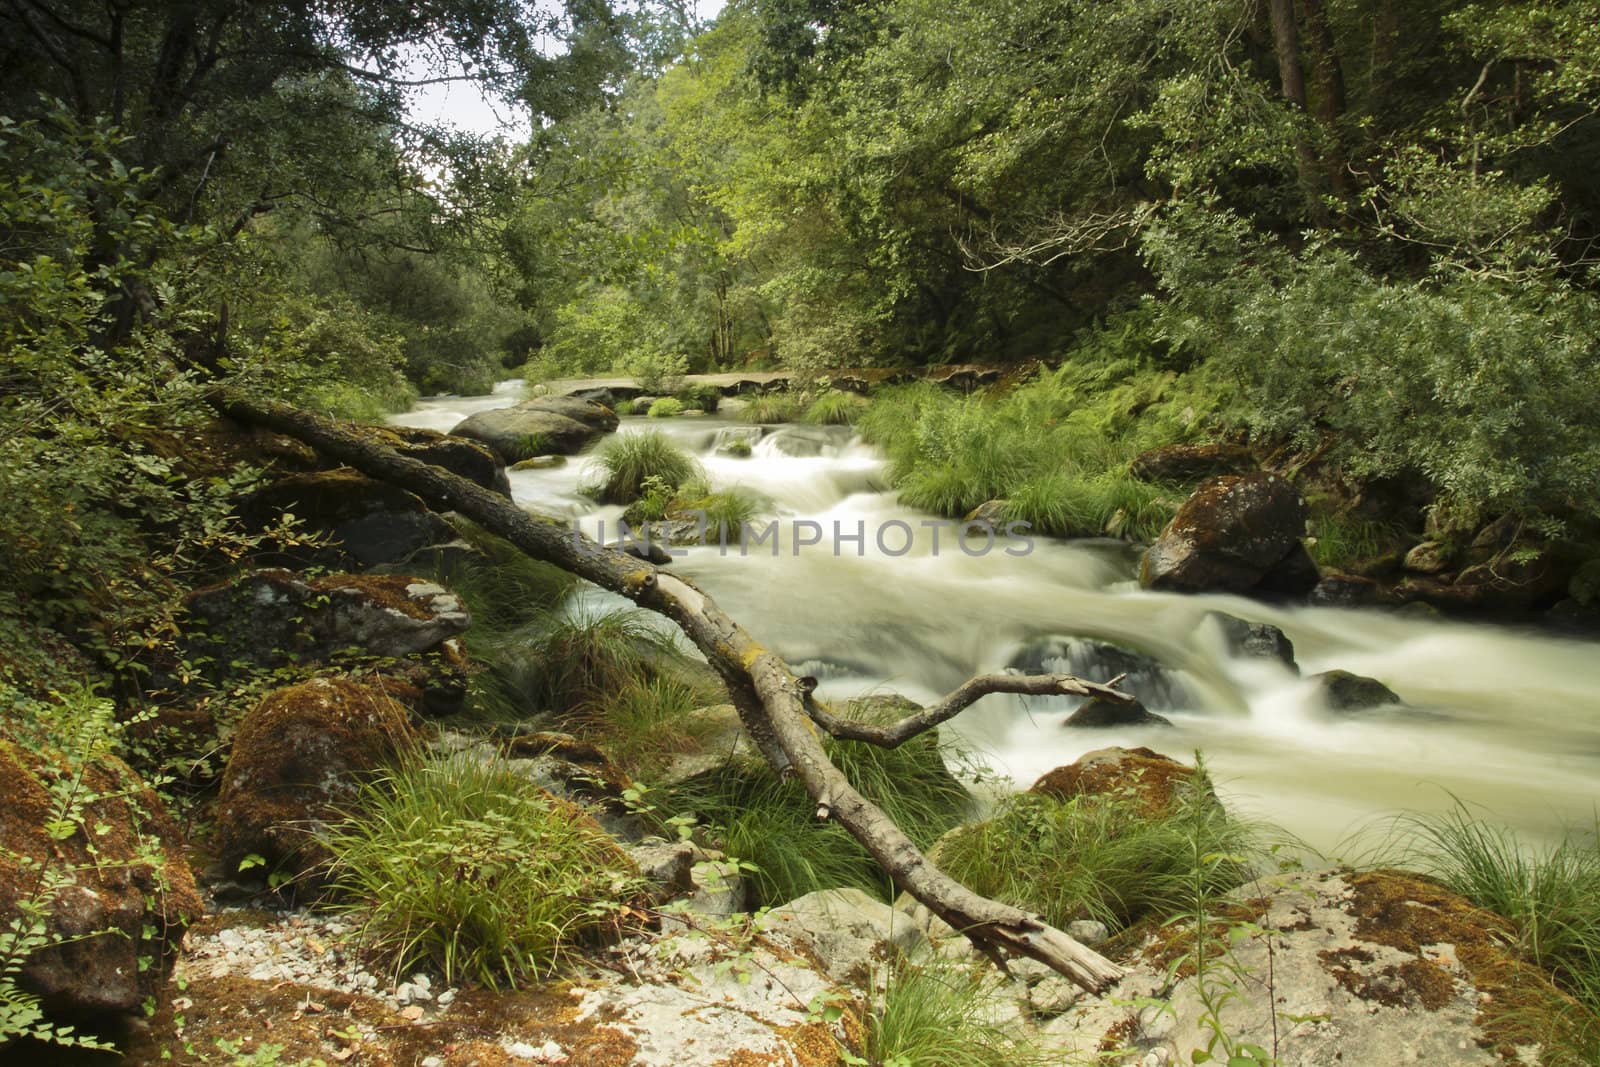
[802,672,1133,748]
[210,390,1127,993]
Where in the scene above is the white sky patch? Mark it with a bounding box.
[400,0,726,138]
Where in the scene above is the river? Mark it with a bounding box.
[394,389,1600,855]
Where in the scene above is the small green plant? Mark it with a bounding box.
[803,390,869,425]
[740,392,803,424]
[583,430,702,504]
[613,397,637,416]
[580,675,718,777]
[674,486,770,544]
[647,396,685,418]
[518,608,719,718]
[324,753,642,990]
[677,384,722,413]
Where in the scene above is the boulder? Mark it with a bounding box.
[1063,696,1172,728]
[1204,612,1298,672]
[964,500,1010,527]
[1140,473,1317,596]
[0,739,202,1022]
[1129,443,1256,483]
[450,397,616,461]
[237,469,453,568]
[1403,540,1454,575]
[1008,637,1190,710]
[509,454,567,470]
[1031,747,1205,815]
[1311,669,1403,712]
[214,677,418,885]
[1309,572,1387,607]
[759,888,927,984]
[181,570,470,677]
[1038,868,1558,1067]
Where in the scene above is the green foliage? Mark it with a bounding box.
[324,754,641,989]
[856,953,1054,1067]
[937,770,1258,933]
[803,390,869,425]
[860,328,1212,539]
[583,430,703,504]
[662,701,975,906]
[647,396,686,418]
[1304,503,1408,571]
[0,687,167,1052]
[578,676,718,778]
[676,384,722,412]
[739,393,804,424]
[674,487,770,544]
[516,608,717,719]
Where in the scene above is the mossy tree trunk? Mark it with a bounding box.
[210,389,1126,992]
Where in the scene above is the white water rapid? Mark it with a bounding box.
[394,390,1600,855]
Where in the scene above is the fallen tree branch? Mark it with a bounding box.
[210,389,1126,992]
[805,672,1134,748]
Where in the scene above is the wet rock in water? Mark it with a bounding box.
[1031,747,1207,814]
[0,741,201,1023]
[238,469,454,568]
[1063,696,1172,728]
[761,424,852,456]
[1403,540,1453,575]
[214,677,418,886]
[1129,442,1257,483]
[1039,867,1547,1067]
[451,397,616,461]
[760,888,927,985]
[510,454,567,470]
[964,499,1010,527]
[1140,473,1318,597]
[1008,636,1190,710]
[1311,670,1403,712]
[1204,611,1298,672]
[1309,572,1387,607]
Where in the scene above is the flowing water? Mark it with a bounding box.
[394,391,1600,854]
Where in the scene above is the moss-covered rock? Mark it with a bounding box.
[1031,746,1203,815]
[213,677,417,887]
[237,469,454,568]
[1140,473,1317,597]
[0,740,201,1023]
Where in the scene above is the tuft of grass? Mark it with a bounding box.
[676,384,721,413]
[324,754,641,990]
[661,699,976,907]
[579,676,722,778]
[674,486,770,544]
[647,396,685,418]
[1306,503,1407,569]
[863,954,1055,1067]
[740,392,803,424]
[803,389,869,426]
[583,430,702,504]
[937,768,1259,933]
[1399,805,1600,993]
[518,608,717,718]
[612,397,636,416]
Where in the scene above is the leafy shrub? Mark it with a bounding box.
[647,396,686,418]
[326,754,641,989]
[937,767,1258,933]
[583,431,702,504]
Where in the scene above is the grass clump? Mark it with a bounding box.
[583,430,702,504]
[1305,500,1408,570]
[862,954,1054,1067]
[676,384,721,412]
[612,397,636,416]
[803,389,868,425]
[673,486,770,544]
[519,607,720,718]
[937,768,1258,933]
[859,315,1231,541]
[646,396,685,418]
[661,699,975,906]
[325,754,641,990]
[740,392,802,424]
[578,676,719,778]
[1400,805,1600,1001]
